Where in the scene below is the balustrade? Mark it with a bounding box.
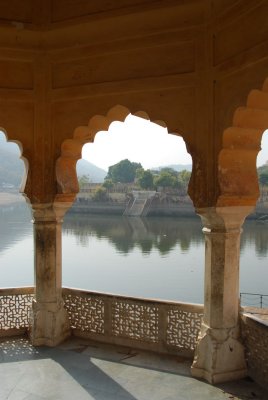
[0,287,34,336]
[1,285,268,389]
[0,286,203,356]
[241,313,268,388]
[63,288,203,356]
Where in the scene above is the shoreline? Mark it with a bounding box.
[68,201,268,220]
[1,192,268,221]
[0,192,25,206]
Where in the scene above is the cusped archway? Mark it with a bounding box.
[218,77,268,208]
[0,127,29,200]
[56,105,193,198]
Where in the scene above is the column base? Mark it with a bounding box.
[191,323,247,384]
[30,299,71,347]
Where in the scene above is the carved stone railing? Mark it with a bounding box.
[2,286,268,387]
[0,287,34,336]
[63,288,204,356]
[0,286,203,356]
[2,285,268,383]
[241,312,268,389]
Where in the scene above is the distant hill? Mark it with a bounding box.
[0,134,24,187]
[0,132,107,187]
[76,159,107,183]
[151,164,192,172]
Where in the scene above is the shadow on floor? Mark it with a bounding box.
[0,336,267,400]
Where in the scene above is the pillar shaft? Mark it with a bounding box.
[191,206,253,384]
[203,229,241,329]
[34,218,62,304]
[30,201,72,346]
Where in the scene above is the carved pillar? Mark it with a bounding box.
[30,199,73,346]
[191,206,253,384]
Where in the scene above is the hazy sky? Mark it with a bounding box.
[1,121,268,171]
[83,116,268,171]
[82,114,192,171]
[257,130,268,166]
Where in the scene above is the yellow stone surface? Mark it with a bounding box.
[1,0,268,385]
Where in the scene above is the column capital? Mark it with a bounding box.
[31,194,75,223]
[196,206,254,232]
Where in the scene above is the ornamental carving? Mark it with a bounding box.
[112,299,158,342]
[0,293,33,330]
[166,308,202,350]
[64,293,104,334]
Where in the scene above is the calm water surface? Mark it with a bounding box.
[0,203,268,304]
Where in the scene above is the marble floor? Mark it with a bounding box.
[0,336,267,400]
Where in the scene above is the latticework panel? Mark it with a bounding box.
[62,289,203,353]
[0,293,33,330]
[64,293,104,334]
[112,299,158,342]
[166,308,202,350]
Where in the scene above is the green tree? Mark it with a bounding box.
[102,179,114,190]
[259,171,268,187]
[257,165,268,200]
[136,168,154,189]
[106,159,142,183]
[154,171,178,188]
[78,174,90,189]
[178,169,191,194]
[92,187,109,202]
[160,167,177,177]
[179,169,191,184]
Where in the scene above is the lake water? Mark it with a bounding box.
[0,203,268,305]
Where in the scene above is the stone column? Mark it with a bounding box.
[30,200,73,346]
[191,206,253,384]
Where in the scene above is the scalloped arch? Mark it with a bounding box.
[218,77,268,207]
[56,105,184,194]
[0,127,29,197]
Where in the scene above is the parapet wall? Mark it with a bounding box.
[241,313,268,390]
[1,286,268,389]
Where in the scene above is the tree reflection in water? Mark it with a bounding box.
[241,219,268,258]
[0,205,32,254]
[63,213,268,259]
[0,207,267,299]
[63,213,203,255]
[0,207,268,260]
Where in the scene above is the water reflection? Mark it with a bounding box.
[241,220,268,258]
[63,214,204,255]
[63,214,268,259]
[1,205,268,261]
[0,205,267,300]
[0,204,32,254]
